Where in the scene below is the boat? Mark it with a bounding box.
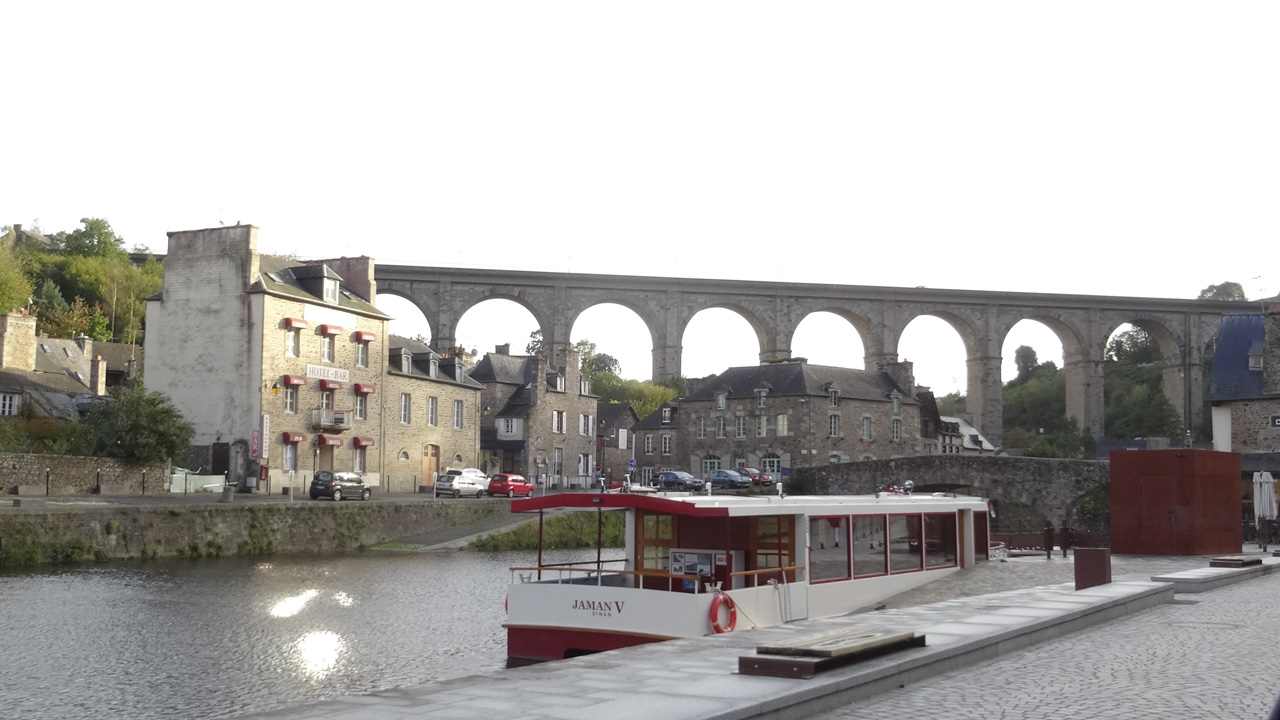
[503,488,991,665]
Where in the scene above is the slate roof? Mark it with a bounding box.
[496,387,535,418]
[683,362,914,404]
[1210,314,1271,401]
[470,353,533,386]
[596,402,638,433]
[634,402,677,430]
[386,335,483,389]
[32,337,95,388]
[249,255,389,320]
[939,415,997,452]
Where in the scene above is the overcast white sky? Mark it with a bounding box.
[6,2,1277,394]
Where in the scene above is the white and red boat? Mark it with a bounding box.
[503,490,990,664]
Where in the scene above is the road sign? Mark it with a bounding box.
[628,459,636,469]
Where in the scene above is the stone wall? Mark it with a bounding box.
[0,453,168,495]
[789,454,1110,528]
[0,497,510,565]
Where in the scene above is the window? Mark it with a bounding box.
[716,392,727,410]
[400,393,411,424]
[354,446,366,472]
[581,377,591,394]
[701,455,721,476]
[322,335,335,362]
[735,456,746,468]
[735,416,746,438]
[892,396,901,413]
[762,453,781,475]
[775,414,788,436]
[862,417,871,440]
[810,517,849,582]
[893,418,901,441]
[356,341,369,368]
[661,434,672,455]
[661,407,672,424]
[696,418,706,439]
[283,387,297,414]
[644,434,654,455]
[755,390,767,408]
[829,414,840,437]
[853,515,887,577]
[553,447,564,475]
[889,514,923,573]
[286,329,300,357]
[354,393,366,420]
[454,400,464,429]
[716,417,726,438]
[639,512,674,571]
[321,390,335,410]
[322,279,338,303]
[428,397,438,426]
[552,410,566,434]
[755,415,767,437]
[430,359,439,378]
[283,442,297,471]
[829,390,840,407]
[554,375,565,391]
[830,454,841,464]
[1250,355,1264,370]
[499,418,517,435]
[924,513,958,568]
[577,414,592,435]
[401,353,411,374]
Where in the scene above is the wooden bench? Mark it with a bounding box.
[738,627,925,679]
[1209,556,1262,568]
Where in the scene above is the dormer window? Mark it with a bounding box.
[1250,354,1264,371]
[755,389,767,408]
[430,359,439,378]
[892,395,901,413]
[829,389,840,407]
[661,407,672,424]
[322,278,338,304]
[554,375,565,392]
[401,352,411,374]
[716,392,726,410]
[581,377,591,395]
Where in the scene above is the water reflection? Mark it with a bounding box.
[296,631,345,677]
[270,589,319,617]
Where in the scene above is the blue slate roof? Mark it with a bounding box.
[1210,314,1270,401]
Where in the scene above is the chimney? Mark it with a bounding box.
[1264,305,1280,395]
[74,333,91,354]
[13,224,21,235]
[495,343,510,356]
[90,355,107,396]
[0,311,37,371]
[882,359,916,397]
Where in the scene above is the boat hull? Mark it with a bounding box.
[506,624,673,664]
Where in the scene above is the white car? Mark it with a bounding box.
[436,468,488,498]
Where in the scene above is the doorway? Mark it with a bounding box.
[421,444,439,487]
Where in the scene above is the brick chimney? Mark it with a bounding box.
[0,311,37,371]
[1264,305,1280,395]
[90,355,108,395]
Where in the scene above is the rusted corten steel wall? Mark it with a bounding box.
[1110,449,1240,555]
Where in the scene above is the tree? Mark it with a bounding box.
[0,243,32,314]
[524,330,622,381]
[936,391,966,416]
[592,372,677,420]
[55,218,129,260]
[1013,345,1038,384]
[1198,281,1246,302]
[79,386,194,464]
[32,278,68,318]
[1106,327,1161,364]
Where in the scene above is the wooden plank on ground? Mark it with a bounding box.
[756,627,917,658]
[740,632,926,679]
[1209,556,1262,568]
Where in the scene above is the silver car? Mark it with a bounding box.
[436,468,488,498]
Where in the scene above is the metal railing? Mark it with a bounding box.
[509,562,706,592]
[310,409,351,430]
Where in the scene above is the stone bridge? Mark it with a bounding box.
[790,455,1110,530]
[375,264,1255,446]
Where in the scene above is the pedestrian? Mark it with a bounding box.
[1060,525,1072,558]
[1043,524,1054,560]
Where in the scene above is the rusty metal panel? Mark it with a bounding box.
[1110,450,1241,556]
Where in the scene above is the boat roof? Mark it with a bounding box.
[511,492,989,518]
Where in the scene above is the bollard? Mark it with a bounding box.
[45,468,49,497]
[1074,547,1111,590]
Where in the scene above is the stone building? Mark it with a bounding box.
[1210,307,1280,474]
[633,401,681,484]
[938,415,998,455]
[145,225,390,490]
[676,359,924,479]
[469,345,598,487]
[596,401,638,484]
[0,311,111,418]
[381,336,483,492]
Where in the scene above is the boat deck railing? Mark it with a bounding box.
[729,565,806,587]
[509,562,707,592]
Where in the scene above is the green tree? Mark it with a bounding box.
[936,391,966,416]
[1198,281,1247,301]
[1106,327,1162,364]
[32,278,68,317]
[0,243,32,314]
[525,331,622,381]
[592,372,677,419]
[55,218,129,260]
[78,386,194,464]
[1012,345,1038,385]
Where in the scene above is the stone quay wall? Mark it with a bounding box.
[0,453,169,496]
[789,454,1110,527]
[0,498,508,566]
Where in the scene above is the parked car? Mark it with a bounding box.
[437,468,488,498]
[654,470,704,491]
[708,469,750,489]
[310,471,371,501]
[736,466,774,486]
[487,472,534,498]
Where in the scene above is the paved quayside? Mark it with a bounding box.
[236,555,1280,720]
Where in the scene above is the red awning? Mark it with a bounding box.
[353,437,375,447]
[281,431,307,443]
[281,375,307,386]
[353,383,375,394]
[352,331,377,342]
[319,379,344,390]
[317,324,343,336]
[283,317,308,330]
[315,434,342,446]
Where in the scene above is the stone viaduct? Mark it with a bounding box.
[375,265,1257,447]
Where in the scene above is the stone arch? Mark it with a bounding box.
[562,298,662,378]
[678,303,770,377]
[1102,314,1190,435]
[786,307,875,368]
[453,292,550,358]
[994,313,1094,439]
[374,284,437,341]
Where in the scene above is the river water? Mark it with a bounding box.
[1,548,621,720]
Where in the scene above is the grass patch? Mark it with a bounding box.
[471,510,625,551]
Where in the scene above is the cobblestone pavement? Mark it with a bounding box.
[817,568,1280,720]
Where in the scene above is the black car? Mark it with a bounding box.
[310,471,371,501]
[654,470,704,491]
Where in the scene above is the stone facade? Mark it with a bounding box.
[0,453,168,495]
[1209,309,1280,464]
[596,402,638,484]
[633,402,681,484]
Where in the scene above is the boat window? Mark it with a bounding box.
[752,516,794,582]
[889,514,923,573]
[639,513,675,572]
[809,517,849,582]
[852,515,887,577]
[924,513,958,569]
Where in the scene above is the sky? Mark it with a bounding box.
[6,2,1278,395]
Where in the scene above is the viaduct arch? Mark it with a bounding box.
[376,265,1255,447]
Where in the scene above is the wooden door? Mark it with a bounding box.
[421,444,439,486]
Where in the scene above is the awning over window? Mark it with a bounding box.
[353,383,375,394]
[352,331,377,342]
[281,375,307,386]
[282,431,307,443]
[319,379,344,390]
[283,317,308,330]
[317,324,343,336]
[353,437,375,447]
[315,434,343,446]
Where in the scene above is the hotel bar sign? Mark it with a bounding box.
[306,365,350,383]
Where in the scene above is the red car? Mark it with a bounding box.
[736,467,774,486]
[487,472,534,498]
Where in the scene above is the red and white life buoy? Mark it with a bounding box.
[709,593,737,634]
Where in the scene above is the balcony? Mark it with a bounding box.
[311,408,352,431]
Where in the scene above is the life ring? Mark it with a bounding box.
[709,593,737,634]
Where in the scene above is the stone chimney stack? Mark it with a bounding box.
[90,354,107,396]
[495,343,510,356]
[0,311,37,371]
[881,358,916,397]
[1264,305,1280,395]
[74,333,91,355]
[313,256,376,302]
